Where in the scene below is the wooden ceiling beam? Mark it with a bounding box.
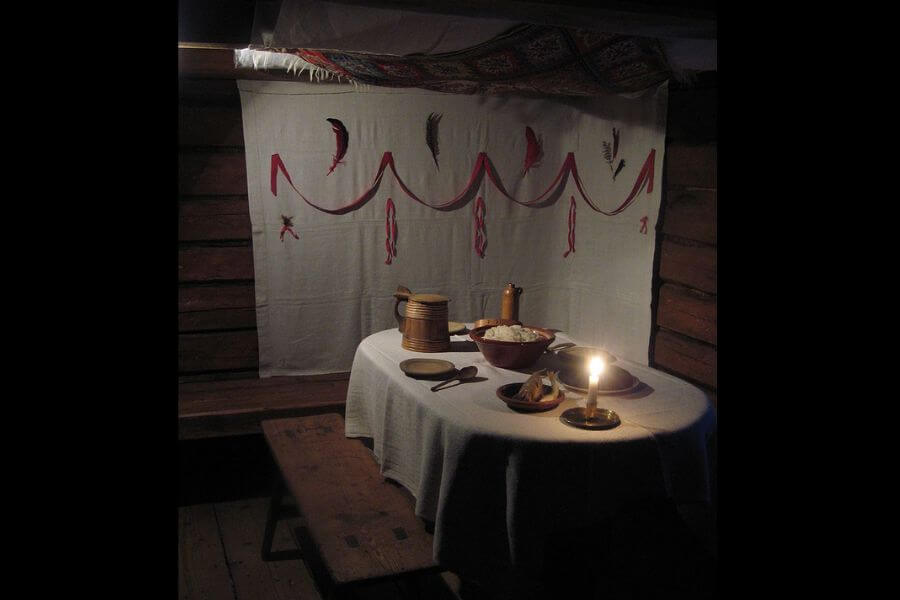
[178,46,311,80]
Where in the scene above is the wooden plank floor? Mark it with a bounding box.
[178,496,462,600]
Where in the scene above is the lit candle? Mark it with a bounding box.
[586,357,604,419]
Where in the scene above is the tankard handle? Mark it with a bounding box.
[393,285,412,333]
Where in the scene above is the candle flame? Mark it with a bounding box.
[589,357,605,377]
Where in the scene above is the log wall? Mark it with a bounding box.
[651,78,717,403]
[178,72,257,381]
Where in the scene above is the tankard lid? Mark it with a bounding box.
[410,293,449,304]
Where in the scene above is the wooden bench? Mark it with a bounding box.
[178,375,349,440]
[261,413,439,599]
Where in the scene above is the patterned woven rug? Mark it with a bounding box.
[274,24,673,96]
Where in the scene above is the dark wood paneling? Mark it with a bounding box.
[179,104,244,147]
[179,330,259,372]
[179,246,254,282]
[657,283,716,345]
[662,189,716,245]
[665,143,717,189]
[179,152,248,196]
[658,238,716,294]
[652,328,717,389]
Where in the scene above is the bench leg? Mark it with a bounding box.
[261,478,303,561]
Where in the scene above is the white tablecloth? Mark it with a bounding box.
[344,327,716,582]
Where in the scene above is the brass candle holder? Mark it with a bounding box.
[560,356,620,430]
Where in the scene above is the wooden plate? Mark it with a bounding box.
[448,321,466,334]
[399,359,456,379]
[497,383,565,412]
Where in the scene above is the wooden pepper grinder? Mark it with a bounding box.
[501,283,523,322]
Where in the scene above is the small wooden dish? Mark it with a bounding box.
[399,359,456,379]
[497,383,565,412]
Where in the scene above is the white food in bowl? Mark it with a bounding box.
[483,324,541,342]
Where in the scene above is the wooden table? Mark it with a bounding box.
[343,326,717,588]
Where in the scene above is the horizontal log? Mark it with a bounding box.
[659,237,717,294]
[179,213,252,242]
[665,143,717,189]
[179,197,252,241]
[179,370,260,384]
[652,328,717,389]
[657,283,716,345]
[179,152,248,196]
[179,308,258,332]
[179,103,244,147]
[180,283,256,313]
[179,330,259,373]
[662,189,716,246]
[179,374,350,439]
[179,195,249,216]
[178,246,255,282]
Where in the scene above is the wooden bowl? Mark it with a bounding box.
[497,383,565,412]
[469,325,555,369]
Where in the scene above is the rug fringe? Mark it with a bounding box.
[234,48,370,91]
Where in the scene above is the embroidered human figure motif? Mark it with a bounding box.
[280,215,300,241]
[639,215,648,234]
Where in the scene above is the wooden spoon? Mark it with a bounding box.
[431,366,478,392]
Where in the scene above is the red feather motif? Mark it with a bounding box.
[522,126,543,176]
[326,118,348,176]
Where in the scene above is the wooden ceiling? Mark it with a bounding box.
[178,0,717,44]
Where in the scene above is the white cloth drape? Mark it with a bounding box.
[238,80,667,376]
